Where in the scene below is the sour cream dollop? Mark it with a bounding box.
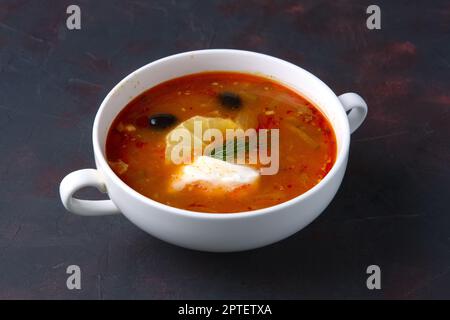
[171,156,260,192]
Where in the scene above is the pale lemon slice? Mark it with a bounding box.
[165,116,240,163]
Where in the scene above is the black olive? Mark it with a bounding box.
[148,113,177,129]
[218,92,242,109]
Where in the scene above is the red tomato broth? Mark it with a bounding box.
[106,72,336,213]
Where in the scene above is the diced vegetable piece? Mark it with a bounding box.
[124,124,136,132]
[239,91,258,102]
[285,123,320,148]
[109,159,129,175]
[235,106,259,129]
[116,122,125,132]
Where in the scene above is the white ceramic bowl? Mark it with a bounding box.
[60,49,367,252]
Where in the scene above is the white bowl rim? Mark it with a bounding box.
[93,49,350,220]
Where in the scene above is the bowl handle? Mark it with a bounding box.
[338,93,368,134]
[59,169,121,216]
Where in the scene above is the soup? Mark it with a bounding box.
[106,72,336,213]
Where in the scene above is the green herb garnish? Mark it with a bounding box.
[208,138,262,162]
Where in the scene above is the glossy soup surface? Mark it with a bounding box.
[106,72,336,213]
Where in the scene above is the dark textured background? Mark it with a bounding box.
[0,0,449,299]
